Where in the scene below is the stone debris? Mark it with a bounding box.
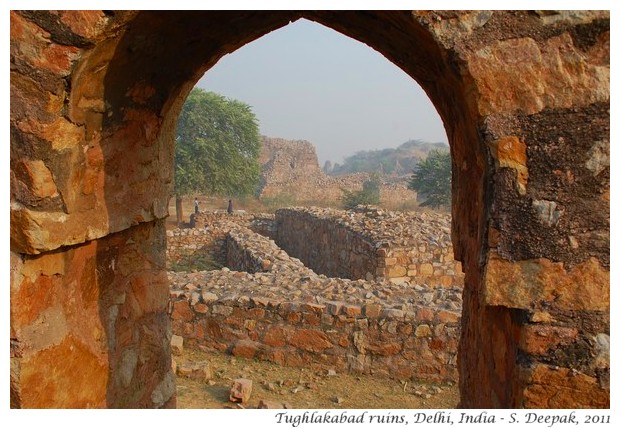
[230,378,253,403]
[258,399,284,409]
[177,361,213,382]
[170,335,184,356]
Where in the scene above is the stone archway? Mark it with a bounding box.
[10,10,609,408]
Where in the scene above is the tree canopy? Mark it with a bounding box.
[174,88,261,198]
[408,149,452,208]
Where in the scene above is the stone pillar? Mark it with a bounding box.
[10,220,175,408]
[455,13,610,407]
[10,11,175,408]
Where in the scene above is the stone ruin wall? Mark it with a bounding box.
[275,207,464,287]
[259,137,417,207]
[168,217,462,382]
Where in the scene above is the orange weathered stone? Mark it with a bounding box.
[488,136,529,194]
[435,310,460,324]
[289,329,333,352]
[19,336,107,408]
[171,301,193,322]
[519,325,578,355]
[232,340,261,359]
[468,34,609,116]
[522,363,609,408]
[263,326,289,348]
[368,342,402,356]
[484,254,609,311]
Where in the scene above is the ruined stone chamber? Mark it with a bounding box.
[10,11,609,408]
[169,209,463,383]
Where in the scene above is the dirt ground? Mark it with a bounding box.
[175,347,460,409]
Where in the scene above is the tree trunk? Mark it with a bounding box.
[175,195,184,225]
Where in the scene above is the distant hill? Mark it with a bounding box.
[324,139,448,177]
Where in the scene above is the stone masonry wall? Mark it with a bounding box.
[169,223,462,382]
[166,212,277,270]
[275,207,464,287]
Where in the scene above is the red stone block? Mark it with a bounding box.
[342,304,362,317]
[416,307,435,322]
[171,300,193,322]
[246,307,266,319]
[435,310,460,324]
[519,325,579,355]
[368,342,402,356]
[289,329,333,352]
[303,313,321,326]
[232,340,261,359]
[286,311,302,324]
[193,303,208,314]
[263,326,288,347]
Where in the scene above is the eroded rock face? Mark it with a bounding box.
[10,10,609,408]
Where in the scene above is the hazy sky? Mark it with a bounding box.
[197,18,448,165]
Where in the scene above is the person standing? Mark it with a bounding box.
[227,199,233,215]
[194,198,199,214]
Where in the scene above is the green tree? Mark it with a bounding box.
[408,149,452,208]
[174,88,261,222]
[342,174,381,209]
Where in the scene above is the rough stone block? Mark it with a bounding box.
[484,256,609,311]
[326,301,343,315]
[523,363,609,408]
[230,378,253,403]
[419,263,434,276]
[171,301,193,322]
[263,326,288,347]
[342,304,362,317]
[201,291,218,303]
[415,324,432,337]
[232,339,261,359]
[289,329,333,352]
[519,325,579,355]
[388,265,407,277]
[212,304,233,316]
[436,310,460,324]
[170,335,184,356]
[381,308,404,319]
[368,342,402,356]
[416,307,435,322]
[258,399,283,409]
[177,361,213,382]
[193,303,209,314]
[363,303,382,318]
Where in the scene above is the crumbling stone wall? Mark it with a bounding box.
[259,136,417,207]
[166,212,278,269]
[275,207,464,287]
[170,224,462,382]
[11,10,609,408]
